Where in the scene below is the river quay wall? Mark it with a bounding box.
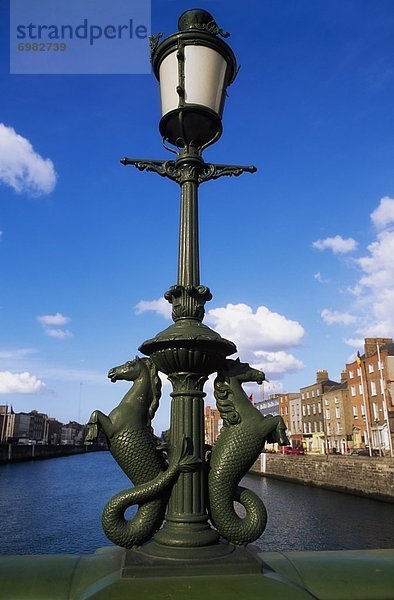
[250,453,394,502]
[0,443,105,464]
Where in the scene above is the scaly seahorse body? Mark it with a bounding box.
[102,427,167,548]
[209,404,269,545]
[85,357,170,548]
[102,437,200,548]
[208,358,289,546]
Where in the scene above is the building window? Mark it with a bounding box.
[301,393,304,400]
[373,402,379,420]
[316,388,320,395]
[303,423,307,434]
[312,390,315,398]
[327,424,331,435]
[335,407,340,419]
[370,381,377,396]
[351,385,356,397]
[318,403,321,413]
[306,392,310,399]
[334,396,339,404]
[313,404,316,414]
[378,360,384,371]
[349,370,354,379]
[361,404,366,416]
[308,422,312,434]
[314,422,317,432]
[368,364,374,373]
[336,423,342,434]
[325,398,330,406]
[353,406,358,418]
[357,368,361,376]
[302,405,306,417]
[359,383,363,395]
[380,379,385,394]
[307,405,311,415]
[319,421,323,431]
[325,409,330,420]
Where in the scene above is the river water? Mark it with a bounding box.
[0,452,393,554]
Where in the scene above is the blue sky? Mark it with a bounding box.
[1,0,394,435]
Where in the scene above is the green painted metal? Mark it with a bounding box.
[2,10,392,599]
[83,10,289,553]
[0,548,393,599]
[209,359,289,545]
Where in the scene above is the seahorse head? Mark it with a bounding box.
[214,359,265,426]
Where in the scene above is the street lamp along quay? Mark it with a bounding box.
[152,8,237,149]
[86,8,289,564]
[1,10,394,600]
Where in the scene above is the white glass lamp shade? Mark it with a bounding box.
[159,45,228,119]
[153,26,237,147]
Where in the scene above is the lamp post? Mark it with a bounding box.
[86,8,288,562]
[125,9,255,555]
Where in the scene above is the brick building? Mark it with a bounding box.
[300,370,341,453]
[346,337,394,454]
[288,395,302,448]
[322,379,351,454]
[204,406,222,446]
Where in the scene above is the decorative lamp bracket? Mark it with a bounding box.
[121,157,257,184]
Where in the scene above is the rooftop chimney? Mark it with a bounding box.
[316,370,329,383]
[364,337,393,358]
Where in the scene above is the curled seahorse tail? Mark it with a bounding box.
[102,439,199,548]
[102,467,176,548]
[102,496,166,548]
[210,484,267,546]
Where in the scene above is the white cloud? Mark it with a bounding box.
[324,198,394,339]
[314,272,328,284]
[37,313,70,326]
[358,231,394,290]
[37,313,72,339]
[343,338,364,348]
[305,197,394,343]
[243,379,284,402]
[261,380,284,395]
[0,348,37,361]
[313,235,357,254]
[205,304,305,352]
[134,300,305,381]
[252,351,304,377]
[0,123,57,195]
[44,328,73,339]
[370,196,394,230]
[321,308,358,326]
[0,371,46,394]
[354,230,394,336]
[135,297,172,319]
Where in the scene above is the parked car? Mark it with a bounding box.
[351,447,381,456]
[282,446,305,455]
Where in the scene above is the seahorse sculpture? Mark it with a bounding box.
[208,358,289,546]
[85,356,199,548]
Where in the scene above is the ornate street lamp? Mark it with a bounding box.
[152,8,237,149]
[86,9,288,562]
